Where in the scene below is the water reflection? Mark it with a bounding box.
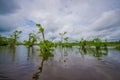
[9,46,16,62]
[32,47,54,80]
[1,46,120,80]
[27,46,35,60]
[79,46,108,60]
[58,46,72,64]
[0,46,17,63]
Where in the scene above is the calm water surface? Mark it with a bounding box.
[0,46,120,80]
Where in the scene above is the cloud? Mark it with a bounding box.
[0,25,13,32]
[0,0,120,41]
[92,9,120,31]
[0,0,20,15]
[89,9,120,39]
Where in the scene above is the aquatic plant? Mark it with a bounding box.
[0,30,22,47]
[13,30,22,44]
[36,24,45,41]
[39,40,54,52]
[24,32,38,47]
[92,38,102,49]
[0,35,9,46]
[64,37,69,42]
[10,30,22,46]
[59,32,67,43]
[36,23,54,52]
[80,38,87,49]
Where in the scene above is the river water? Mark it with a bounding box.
[0,46,120,80]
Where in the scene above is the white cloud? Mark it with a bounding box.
[0,0,120,41]
[92,9,120,30]
[88,9,120,40]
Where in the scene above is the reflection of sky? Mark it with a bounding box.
[0,0,120,41]
[0,46,120,80]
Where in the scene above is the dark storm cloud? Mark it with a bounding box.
[0,0,20,15]
[0,25,13,32]
[0,27,11,32]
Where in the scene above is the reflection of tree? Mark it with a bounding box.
[79,46,108,60]
[9,46,16,62]
[27,46,35,60]
[82,47,87,55]
[32,48,54,80]
[78,47,85,59]
[33,60,44,80]
[59,46,69,63]
[93,46,108,60]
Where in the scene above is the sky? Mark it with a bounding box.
[0,0,120,42]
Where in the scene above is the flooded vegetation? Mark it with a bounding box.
[0,24,120,80]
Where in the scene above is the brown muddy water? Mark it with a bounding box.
[0,46,120,80]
